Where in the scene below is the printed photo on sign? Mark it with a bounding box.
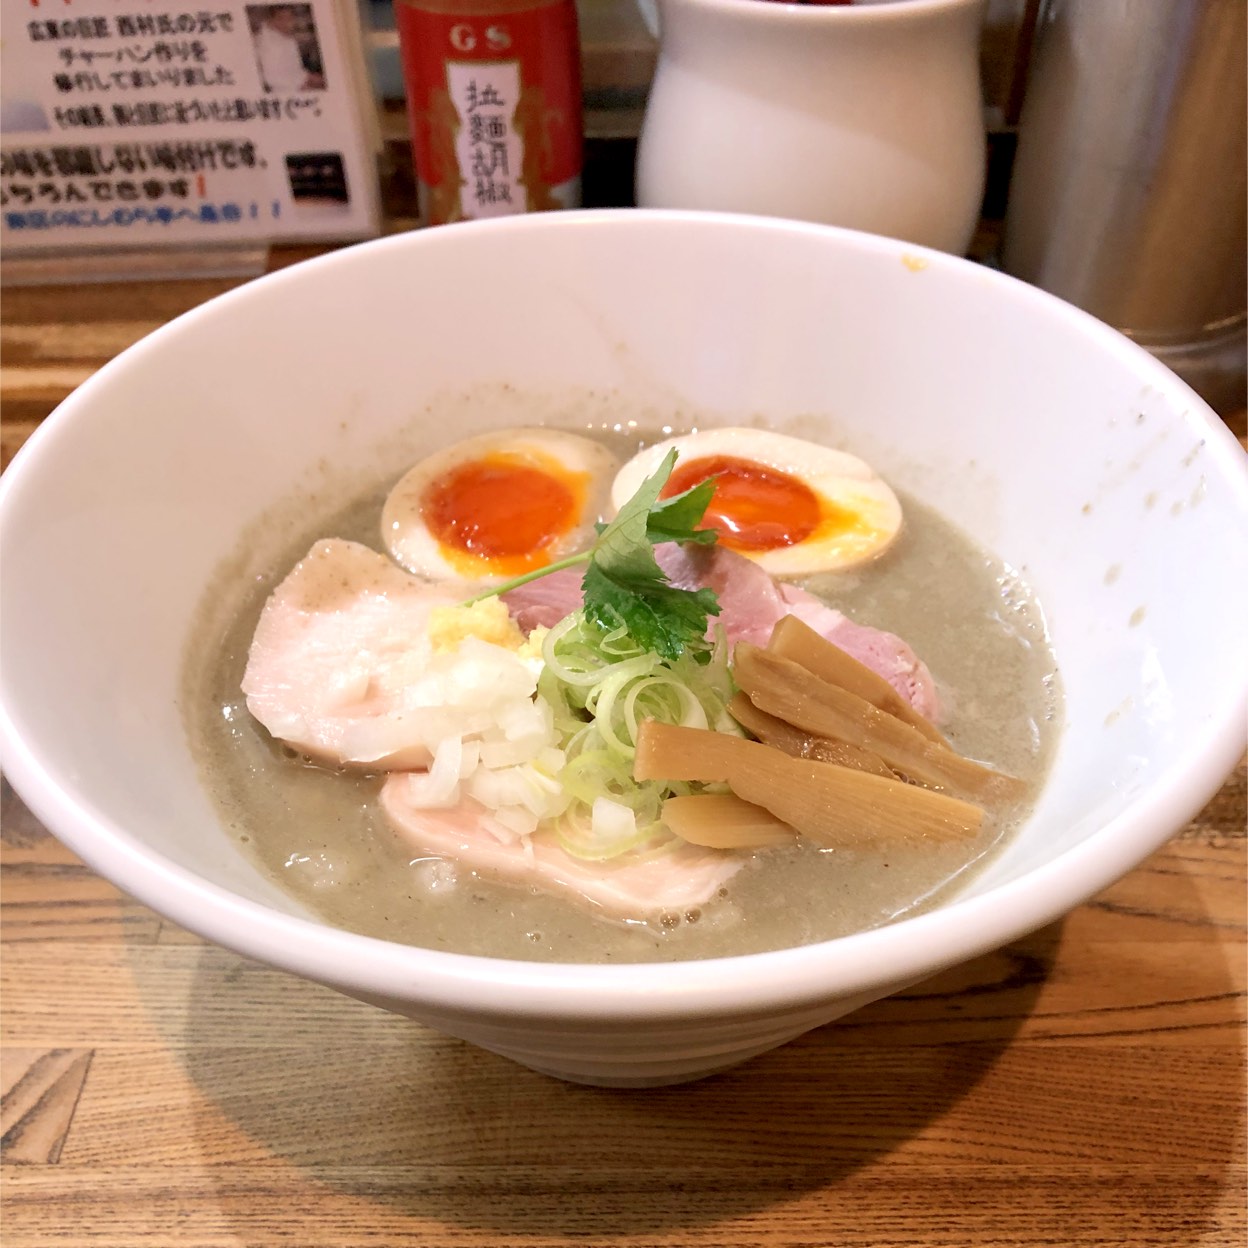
[247,4,326,94]
[285,150,350,216]
[0,0,380,254]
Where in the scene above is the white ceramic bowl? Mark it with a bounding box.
[2,211,1245,1087]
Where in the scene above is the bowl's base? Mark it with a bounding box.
[470,1026,824,1087]
[519,1057,752,1088]
[358,985,897,1088]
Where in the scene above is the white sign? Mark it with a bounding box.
[0,0,380,254]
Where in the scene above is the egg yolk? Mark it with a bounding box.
[422,452,583,575]
[663,454,837,552]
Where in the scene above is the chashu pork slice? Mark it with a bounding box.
[500,563,584,633]
[501,541,940,719]
[382,775,747,918]
[242,538,467,770]
[775,583,940,721]
[658,544,940,720]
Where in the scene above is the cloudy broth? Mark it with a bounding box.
[184,426,1061,964]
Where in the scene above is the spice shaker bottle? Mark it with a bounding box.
[1001,0,1247,413]
[395,0,583,225]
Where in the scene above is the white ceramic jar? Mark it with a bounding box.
[635,0,987,254]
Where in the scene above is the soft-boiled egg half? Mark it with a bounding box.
[610,428,903,576]
[382,428,618,583]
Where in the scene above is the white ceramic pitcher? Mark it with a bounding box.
[635,0,987,255]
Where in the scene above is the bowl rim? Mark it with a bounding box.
[2,207,1246,1020]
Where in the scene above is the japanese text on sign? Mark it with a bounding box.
[1,0,379,252]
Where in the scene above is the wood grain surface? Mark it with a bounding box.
[2,246,1246,1248]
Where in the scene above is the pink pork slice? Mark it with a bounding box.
[242,538,460,770]
[381,775,746,918]
[656,542,789,649]
[500,564,584,632]
[775,584,940,720]
[502,542,940,720]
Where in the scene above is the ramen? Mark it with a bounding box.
[184,423,1061,964]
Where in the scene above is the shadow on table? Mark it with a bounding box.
[171,920,1072,1236]
[14,736,1226,1243]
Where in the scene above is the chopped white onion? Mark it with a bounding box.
[402,736,465,808]
[591,796,637,845]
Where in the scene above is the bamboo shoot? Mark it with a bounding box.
[660,793,798,849]
[733,643,1027,804]
[728,693,896,778]
[635,720,985,846]
[767,613,947,743]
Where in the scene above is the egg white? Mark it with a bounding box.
[610,428,902,576]
[383,428,619,584]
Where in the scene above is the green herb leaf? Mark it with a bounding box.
[581,564,720,662]
[468,447,720,661]
[581,450,720,661]
[646,477,720,546]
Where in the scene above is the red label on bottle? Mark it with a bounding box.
[395,1,583,224]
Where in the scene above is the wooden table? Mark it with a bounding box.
[2,253,1246,1248]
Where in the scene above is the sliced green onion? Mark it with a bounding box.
[533,610,740,861]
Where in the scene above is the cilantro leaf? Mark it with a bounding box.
[581,450,720,661]
[592,448,672,577]
[646,477,720,546]
[468,446,721,660]
[582,562,719,661]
